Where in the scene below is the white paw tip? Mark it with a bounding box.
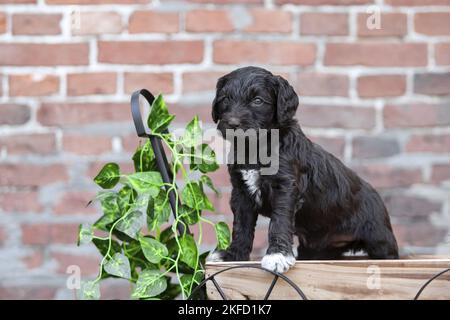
[206,251,224,262]
[261,253,296,274]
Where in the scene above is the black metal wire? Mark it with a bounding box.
[188,265,308,300]
[413,267,450,300]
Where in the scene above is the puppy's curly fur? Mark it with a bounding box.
[209,66,399,272]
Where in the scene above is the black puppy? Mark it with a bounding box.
[207,66,399,273]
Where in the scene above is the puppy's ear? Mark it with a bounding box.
[276,76,299,125]
[212,76,228,123]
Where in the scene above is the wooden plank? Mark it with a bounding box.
[205,258,450,300]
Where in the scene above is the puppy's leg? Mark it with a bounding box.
[207,187,257,262]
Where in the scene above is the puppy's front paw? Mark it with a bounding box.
[206,250,225,262]
[261,253,296,273]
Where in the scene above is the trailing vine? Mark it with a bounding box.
[77,94,230,300]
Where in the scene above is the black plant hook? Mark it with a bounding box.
[130,89,190,236]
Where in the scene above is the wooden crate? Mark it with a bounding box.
[205,256,450,300]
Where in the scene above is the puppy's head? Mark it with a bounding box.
[212,66,299,138]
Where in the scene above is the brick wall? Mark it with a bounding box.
[0,0,449,299]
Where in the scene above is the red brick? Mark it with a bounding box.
[300,105,376,130]
[21,223,79,245]
[98,41,203,65]
[293,72,349,97]
[170,103,214,124]
[214,40,316,66]
[72,12,122,35]
[0,287,56,300]
[0,133,56,155]
[53,191,97,215]
[124,72,173,94]
[121,134,147,153]
[358,75,406,98]
[9,74,59,97]
[188,0,261,3]
[129,10,178,34]
[353,164,422,189]
[0,43,88,66]
[245,9,292,33]
[386,0,450,4]
[51,251,100,276]
[415,13,450,36]
[67,72,116,96]
[0,163,68,187]
[63,134,112,155]
[384,103,450,128]
[0,226,6,246]
[0,191,43,213]
[46,0,148,3]
[406,134,450,153]
[393,223,447,247]
[12,14,61,35]
[357,13,407,37]
[384,195,441,219]
[0,12,6,34]
[431,164,450,184]
[278,0,371,3]
[300,13,348,36]
[211,191,232,216]
[352,136,400,159]
[436,43,450,66]
[414,72,450,96]
[324,43,427,67]
[186,10,233,33]
[182,71,227,93]
[0,104,31,125]
[23,249,45,269]
[100,283,132,300]
[206,165,230,188]
[38,102,130,126]
[309,136,345,159]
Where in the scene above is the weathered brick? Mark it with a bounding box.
[98,41,203,64]
[357,13,407,37]
[358,75,406,98]
[67,72,116,96]
[53,191,97,215]
[124,73,173,94]
[182,71,227,93]
[278,0,371,4]
[352,136,401,159]
[38,103,130,126]
[415,13,450,36]
[324,43,427,67]
[214,40,316,66]
[436,43,450,66]
[393,223,447,247]
[0,43,89,66]
[46,0,149,3]
[0,226,6,247]
[9,74,59,97]
[293,72,349,97]
[384,194,441,219]
[299,105,376,130]
[245,9,292,33]
[188,0,261,3]
[51,251,100,276]
[353,164,422,189]
[0,104,31,125]
[0,287,56,300]
[414,72,450,96]
[63,134,112,155]
[406,134,450,153]
[300,13,348,36]
[72,12,122,35]
[186,10,233,33]
[0,12,6,34]
[384,103,450,128]
[23,249,44,269]
[0,191,43,213]
[0,133,57,155]
[0,164,68,187]
[129,10,179,34]
[431,164,450,184]
[386,0,450,4]
[309,136,345,159]
[21,223,79,245]
[169,103,214,124]
[12,14,61,35]
[211,191,232,216]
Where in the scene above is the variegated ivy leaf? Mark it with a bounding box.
[147,94,175,134]
[182,182,214,212]
[214,222,231,251]
[78,281,100,300]
[183,116,202,148]
[127,172,163,196]
[77,223,93,246]
[93,192,121,231]
[132,269,167,299]
[94,163,120,189]
[200,175,219,195]
[180,234,198,269]
[139,235,168,264]
[147,190,171,230]
[104,253,131,279]
[116,210,145,239]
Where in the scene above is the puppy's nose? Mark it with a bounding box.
[227,117,240,128]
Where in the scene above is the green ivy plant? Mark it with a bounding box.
[77,94,230,300]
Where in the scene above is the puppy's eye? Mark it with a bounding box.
[253,97,264,106]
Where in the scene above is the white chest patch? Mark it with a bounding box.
[240,169,262,206]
